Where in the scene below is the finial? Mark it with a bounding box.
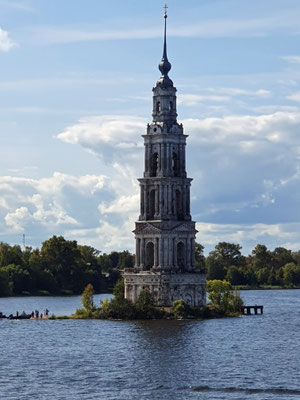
[164,4,168,18]
[157,4,173,88]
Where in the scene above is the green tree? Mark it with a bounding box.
[226,266,246,285]
[207,242,243,280]
[206,280,243,314]
[40,236,83,293]
[206,256,226,280]
[251,244,272,270]
[99,253,113,273]
[113,278,125,301]
[195,242,206,272]
[282,262,300,286]
[81,284,95,312]
[0,243,23,268]
[2,264,33,294]
[267,267,278,286]
[272,247,294,270]
[256,267,269,285]
[109,251,119,269]
[117,250,135,269]
[0,268,12,296]
[135,289,161,319]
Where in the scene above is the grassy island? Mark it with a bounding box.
[49,279,244,321]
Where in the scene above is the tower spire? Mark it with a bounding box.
[157,4,173,88]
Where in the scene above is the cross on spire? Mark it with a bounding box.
[164,4,168,18]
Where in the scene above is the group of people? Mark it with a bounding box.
[0,309,49,319]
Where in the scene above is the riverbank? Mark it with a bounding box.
[233,284,300,290]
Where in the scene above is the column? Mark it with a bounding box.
[154,238,158,267]
[155,185,159,217]
[135,238,140,267]
[140,238,145,268]
[167,144,171,174]
[159,183,163,218]
[172,185,175,216]
[140,185,144,217]
[174,239,178,268]
[168,184,172,215]
[144,144,147,174]
[164,237,169,268]
[169,237,173,268]
[164,184,168,215]
[144,187,147,218]
[191,238,195,268]
[186,236,191,269]
[159,238,164,268]
[182,184,186,218]
[161,143,165,174]
[158,144,161,172]
[169,144,173,175]
[187,185,190,215]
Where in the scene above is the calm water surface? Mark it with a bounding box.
[1,290,300,400]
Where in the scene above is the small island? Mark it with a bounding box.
[49,279,244,321]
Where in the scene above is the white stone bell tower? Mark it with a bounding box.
[124,8,206,307]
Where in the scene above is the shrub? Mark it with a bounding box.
[206,280,244,315]
[135,289,164,319]
[172,299,189,319]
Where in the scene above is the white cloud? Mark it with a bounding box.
[5,207,31,233]
[207,87,271,98]
[282,55,300,64]
[178,94,231,106]
[0,27,16,52]
[0,173,107,243]
[57,112,300,250]
[2,109,300,253]
[196,222,299,254]
[286,92,300,102]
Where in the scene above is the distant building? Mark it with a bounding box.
[124,10,206,307]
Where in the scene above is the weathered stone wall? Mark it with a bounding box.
[124,270,206,307]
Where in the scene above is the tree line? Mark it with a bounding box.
[0,235,134,296]
[196,242,300,287]
[1,236,299,297]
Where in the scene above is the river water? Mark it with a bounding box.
[0,290,299,400]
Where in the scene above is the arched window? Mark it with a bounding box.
[176,189,183,220]
[149,189,155,219]
[172,152,180,177]
[169,101,173,111]
[177,242,185,269]
[145,242,154,270]
[150,152,158,177]
[156,101,161,113]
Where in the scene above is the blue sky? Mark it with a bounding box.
[1,0,300,255]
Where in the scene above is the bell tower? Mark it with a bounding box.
[124,8,206,307]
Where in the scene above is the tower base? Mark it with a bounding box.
[124,270,206,307]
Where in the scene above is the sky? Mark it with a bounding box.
[1,0,300,256]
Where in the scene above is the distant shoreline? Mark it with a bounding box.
[2,285,300,299]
